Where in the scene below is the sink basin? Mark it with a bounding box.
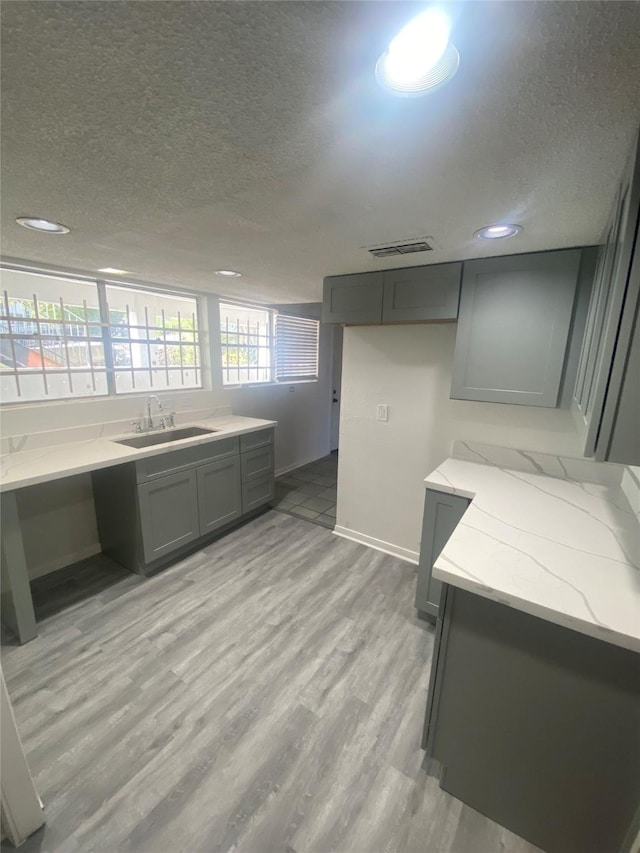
[114,426,218,449]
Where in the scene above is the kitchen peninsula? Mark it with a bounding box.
[420,441,640,853]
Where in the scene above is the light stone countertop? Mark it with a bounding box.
[424,442,640,653]
[0,415,277,492]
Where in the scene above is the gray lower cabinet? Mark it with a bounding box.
[93,429,275,575]
[242,474,275,514]
[138,469,200,564]
[424,586,640,853]
[381,262,461,323]
[197,456,242,535]
[240,428,275,453]
[451,249,582,406]
[416,489,469,621]
[241,445,274,482]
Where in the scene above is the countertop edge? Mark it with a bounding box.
[0,417,277,492]
[432,557,640,654]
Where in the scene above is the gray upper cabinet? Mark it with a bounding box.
[138,469,200,564]
[197,456,242,535]
[573,130,640,465]
[322,272,383,325]
[382,263,461,323]
[605,297,639,464]
[322,264,461,326]
[451,249,581,407]
[416,489,469,622]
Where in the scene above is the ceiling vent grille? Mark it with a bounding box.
[367,239,433,258]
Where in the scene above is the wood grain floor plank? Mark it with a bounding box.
[2,510,541,853]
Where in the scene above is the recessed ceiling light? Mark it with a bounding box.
[376,7,460,96]
[475,224,523,240]
[98,267,130,275]
[16,216,70,234]
[215,270,242,278]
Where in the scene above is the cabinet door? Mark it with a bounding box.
[242,474,275,514]
[241,445,274,483]
[382,263,461,323]
[138,470,199,564]
[197,456,242,535]
[416,489,469,621]
[451,250,581,406]
[600,244,640,464]
[322,272,383,325]
[588,135,640,463]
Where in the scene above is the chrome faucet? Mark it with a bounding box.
[146,395,162,431]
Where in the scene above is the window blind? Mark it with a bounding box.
[275,314,319,382]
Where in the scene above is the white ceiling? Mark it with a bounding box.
[1,1,640,303]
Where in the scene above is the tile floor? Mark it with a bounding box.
[272,451,338,528]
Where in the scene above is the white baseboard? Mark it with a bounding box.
[27,544,102,581]
[332,526,419,565]
[275,453,332,478]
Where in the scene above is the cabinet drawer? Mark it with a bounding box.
[135,436,239,482]
[242,473,275,514]
[241,445,274,483]
[239,428,274,453]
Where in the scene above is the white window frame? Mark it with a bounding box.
[0,264,203,404]
[219,300,319,388]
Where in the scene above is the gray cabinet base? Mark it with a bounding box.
[417,608,436,624]
[425,586,640,853]
[415,490,469,619]
[139,505,270,577]
[0,491,37,644]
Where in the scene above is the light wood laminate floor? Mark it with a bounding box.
[1,511,541,853]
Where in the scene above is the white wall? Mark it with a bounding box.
[336,324,583,562]
[3,295,332,578]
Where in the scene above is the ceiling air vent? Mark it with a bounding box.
[367,239,433,258]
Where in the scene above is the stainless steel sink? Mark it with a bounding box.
[114,426,218,449]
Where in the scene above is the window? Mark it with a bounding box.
[219,302,273,385]
[105,284,201,394]
[220,301,319,386]
[275,313,320,382]
[0,267,202,403]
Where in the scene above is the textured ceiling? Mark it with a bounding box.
[1,1,640,303]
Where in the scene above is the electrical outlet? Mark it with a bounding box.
[377,404,389,422]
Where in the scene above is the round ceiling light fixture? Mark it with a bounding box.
[215,269,242,278]
[376,7,460,96]
[474,224,523,241]
[16,216,70,234]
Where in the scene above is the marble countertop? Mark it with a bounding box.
[0,415,277,492]
[424,442,640,653]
